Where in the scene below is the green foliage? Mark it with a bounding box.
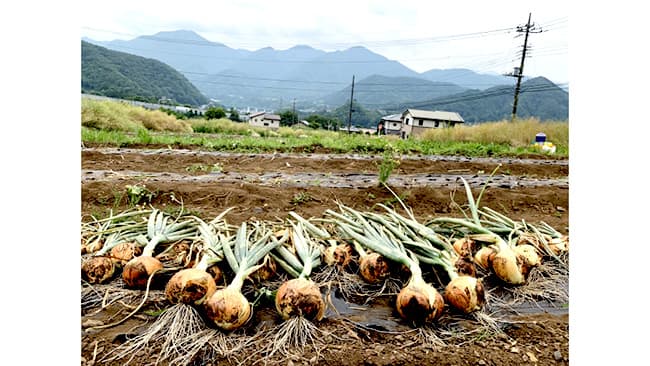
[376,145,401,185]
[305,114,340,130]
[125,184,155,206]
[205,107,226,120]
[291,192,313,205]
[81,41,208,106]
[279,110,299,126]
[186,163,223,173]
[228,108,241,122]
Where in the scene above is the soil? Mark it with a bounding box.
[81,144,569,366]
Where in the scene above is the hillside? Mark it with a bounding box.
[384,76,568,123]
[81,41,208,106]
[322,74,467,107]
[419,68,516,90]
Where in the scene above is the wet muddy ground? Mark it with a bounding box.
[81,145,569,365]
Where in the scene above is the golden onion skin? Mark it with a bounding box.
[122,256,164,288]
[395,281,445,325]
[275,277,325,321]
[454,257,477,277]
[82,257,118,284]
[444,275,485,314]
[491,247,525,285]
[165,268,217,305]
[453,237,476,258]
[324,244,355,268]
[203,287,251,331]
[514,244,541,267]
[474,246,497,271]
[359,253,390,284]
[110,242,142,265]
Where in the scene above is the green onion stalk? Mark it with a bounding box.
[289,211,354,270]
[271,220,325,321]
[122,209,198,289]
[203,222,284,331]
[165,210,234,306]
[328,205,444,326]
[81,208,152,254]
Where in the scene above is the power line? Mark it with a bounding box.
[82,26,517,50]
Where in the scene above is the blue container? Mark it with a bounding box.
[535,133,547,144]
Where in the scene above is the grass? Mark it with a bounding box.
[81,99,569,158]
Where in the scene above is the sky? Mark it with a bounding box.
[79,0,569,84]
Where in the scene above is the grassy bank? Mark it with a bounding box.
[81,98,568,157]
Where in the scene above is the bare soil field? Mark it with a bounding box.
[81,145,569,366]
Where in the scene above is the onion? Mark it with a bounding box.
[204,287,252,331]
[474,246,497,270]
[358,252,391,284]
[322,241,354,268]
[250,254,277,283]
[515,244,541,267]
[110,242,142,265]
[444,275,485,314]
[123,256,164,288]
[548,235,569,255]
[165,268,217,305]
[271,220,326,321]
[396,276,445,324]
[331,208,446,325]
[275,277,325,321]
[165,215,231,306]
[122,210,197,289]
[491,241,525,285]
[203,222,282,331]
[81,256,118,284]
[452,237,476,258]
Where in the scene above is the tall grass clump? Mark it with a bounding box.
[189,118,261,136]
[419,117,568,151]
[81,99,192,133]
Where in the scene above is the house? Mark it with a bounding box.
[400,109,464,138]
[378,114,403,135]
[248,112,281,128]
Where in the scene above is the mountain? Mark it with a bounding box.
[81,41,208,106]
[86,31,423,108]
[385,76,568,123]
[89,30,248,76]
[322,74,467,107]
[83,30,567,121]
[420,68,516,90]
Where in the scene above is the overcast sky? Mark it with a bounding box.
[79,0,568,84]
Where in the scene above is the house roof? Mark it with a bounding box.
[380,114,403,122]
[249,111,265,118]
[265,114,281,121]
[403,109,464,123]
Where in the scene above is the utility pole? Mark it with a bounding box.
[347,75,355,134]
[508,13,542,122]
[292,99,296,125]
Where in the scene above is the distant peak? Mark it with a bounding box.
[142,30,224,45]
[289,44,314,50]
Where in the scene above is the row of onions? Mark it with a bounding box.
[82,190,568,332]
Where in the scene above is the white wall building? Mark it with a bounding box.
[248,112,281,128]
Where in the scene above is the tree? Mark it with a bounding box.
[205,106,226,120]
[228,108,241,122]
[279,110,299,126]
